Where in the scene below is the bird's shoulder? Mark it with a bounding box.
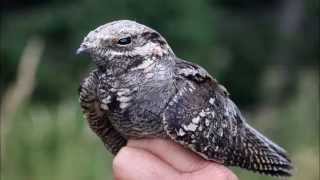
[174,57,229,96]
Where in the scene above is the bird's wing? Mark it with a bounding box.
[162,58,292,176]
[163,58,241,163]
[79,70,127,155]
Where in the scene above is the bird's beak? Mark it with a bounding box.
[76,44,90,55]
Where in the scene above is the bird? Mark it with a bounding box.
[77,20,293,177]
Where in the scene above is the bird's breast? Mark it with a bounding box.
[104,74,175,138]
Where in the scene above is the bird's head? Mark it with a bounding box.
[77,20,174,71]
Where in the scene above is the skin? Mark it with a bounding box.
[113,139,238,180]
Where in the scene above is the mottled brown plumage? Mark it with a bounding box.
[77,20,293,176]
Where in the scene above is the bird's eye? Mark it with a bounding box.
[117,37,131,45]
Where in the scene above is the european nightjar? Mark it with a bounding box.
[77,20,293,177]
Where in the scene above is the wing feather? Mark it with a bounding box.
[163,58,292,176]
[163,58,241,163]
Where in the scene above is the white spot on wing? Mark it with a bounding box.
[102,98,109,104]
[117,89,131,96]
[178,128,186,136]
[100,104,109,110]
[120,102,130,109]
[183,123,198,131]
[209,98,215,105]
[179,68,197,76]
[117,96,132,102]
[199,110,206,117]
[192,116,201,124]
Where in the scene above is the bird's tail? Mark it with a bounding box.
[229,124,293,176]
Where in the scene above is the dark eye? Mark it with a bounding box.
[118,37,131,45]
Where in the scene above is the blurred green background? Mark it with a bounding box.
[1,0,319,179]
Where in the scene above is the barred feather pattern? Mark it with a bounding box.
[231,124,293,176]
[79,70,127,154]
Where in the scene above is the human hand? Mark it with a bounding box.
[113,139,238,180]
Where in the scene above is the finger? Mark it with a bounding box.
[113,146,180,180]
[186,163,238,180]
[127,139,209,173]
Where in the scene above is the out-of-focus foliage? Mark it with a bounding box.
[1,0,319,179]
[1,0,318,107]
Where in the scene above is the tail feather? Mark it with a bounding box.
[229,124,293,176]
